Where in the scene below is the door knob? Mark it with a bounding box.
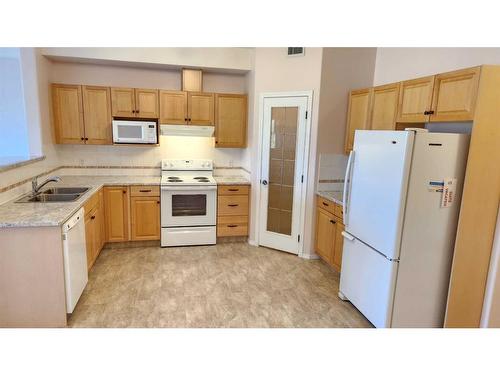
[262,180,268,185]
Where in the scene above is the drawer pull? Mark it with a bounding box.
[228,204,239,207]
[139,189,152,193]
[91,215,96,220]
[330,220,336,224]
[322,202,329,206]
[228,188,239,192]
[227,224,238,228]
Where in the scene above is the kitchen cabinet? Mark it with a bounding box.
[82,86,112,145]
[84,188,104,270]
[182,69,203,92]
[215,94,247,148]
[130,186,160,241]
[396,75,435,123]
[52,84,85,144]
[314,195,344,272]
[217,185,250,237]
[370,83,400,130]
[159,90,188,124]
[429,67,481,122]
[159,91,214,126]
[111,87,159,118]
[344,88,372,154]
[104,186,129,242]
[188,92,215,125]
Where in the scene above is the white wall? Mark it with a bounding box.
[247,47,324,258]
[42,47,254,73]
[374,47,500,85]
[50,61,248,169]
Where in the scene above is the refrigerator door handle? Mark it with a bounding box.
[343,150,355,225]
[342,231,355,241]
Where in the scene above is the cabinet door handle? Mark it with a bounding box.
[322,202,329,206]
[91,215,96,220]
[228,188,239,192]
[228,204,239,207]
[157,201,160,204]
[80,137,84,141]
[227,224,238,228]
[122,190,127,194]
[428,110,435,115]
[139,189,152,193]
[330,220,336,224]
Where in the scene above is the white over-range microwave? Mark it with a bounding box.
[112,120,158,144]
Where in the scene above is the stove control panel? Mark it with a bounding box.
[161,159,213,171]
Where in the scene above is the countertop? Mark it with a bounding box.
[0,176,161,229]
[0,174,251,228]
[317,190,343,206]
[214,176,251,185]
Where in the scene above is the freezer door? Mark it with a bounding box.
[346,130,414,259]
[339,232,398,328]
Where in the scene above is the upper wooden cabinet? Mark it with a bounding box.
[345,88,372,154]
[111,87,159,119]
[429,67,481,122]
[182,69,203,92]
[159,90,188,124]
[82,86,112,145]
[188,92,214,125]
[52,84,85,144]
[370,83,400,130]
[215,94,247,148]
[396,75,435,123]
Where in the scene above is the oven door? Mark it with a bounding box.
[161,186,216,227]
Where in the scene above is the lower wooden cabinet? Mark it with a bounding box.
[217,185,250,237]
[130,196,160,241]
[104,186,130,242]
[84,188,104,270]
[314,195,344,272]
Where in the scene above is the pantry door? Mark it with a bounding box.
[258,95,310,254]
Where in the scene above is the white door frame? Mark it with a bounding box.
[255,91,313,257]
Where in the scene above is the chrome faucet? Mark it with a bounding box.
[32,175,61,194]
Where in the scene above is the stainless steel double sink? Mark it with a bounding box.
[15,187,90,203]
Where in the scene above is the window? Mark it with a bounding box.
[0,48,31,167]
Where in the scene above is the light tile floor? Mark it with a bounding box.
[68,243,372,328]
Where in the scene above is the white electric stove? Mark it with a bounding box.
[160,159,217,247]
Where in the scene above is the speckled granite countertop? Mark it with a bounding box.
[214,176,251,185]
[317,191,343,206]
[0,175,160,228]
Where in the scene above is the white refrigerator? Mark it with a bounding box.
[339,130,469,328]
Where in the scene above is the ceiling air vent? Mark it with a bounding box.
[287,47,305,57]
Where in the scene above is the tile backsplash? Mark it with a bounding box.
[318,153,347,191]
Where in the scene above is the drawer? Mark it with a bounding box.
[130,185,160,197]
[217,223,248,237]
[334,203,344,220]
[218,185,249,196]
[218,195,249,216]
[217,215,248,225]
[84,190,100,214]
[317,196,335,215]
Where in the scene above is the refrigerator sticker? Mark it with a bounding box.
[441,178,457,208]
[428,180,444,193]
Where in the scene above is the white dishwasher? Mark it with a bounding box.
[62,208,88,313]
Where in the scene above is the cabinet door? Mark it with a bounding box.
[84,210,96,270]
[396,76,435,123]
[130,196,160,241]
[430,67,481,122]
[135,89,159,118]
[182,69,203,92]
[344,88,372,154]
[332,221,345,272]
[315,208,336,263]
[104,186,129,242]
[98,188,106,250]
[82,86,112,145]
[159,90,188,124]
[188,92,214,125]
[111,87,136,117]
[52,84,85,144]
[370,83,399,130]
[215,94,247,148]
[92,198,104,262]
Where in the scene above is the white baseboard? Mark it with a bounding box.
[299,251,320,260]
[248,239,258,247]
